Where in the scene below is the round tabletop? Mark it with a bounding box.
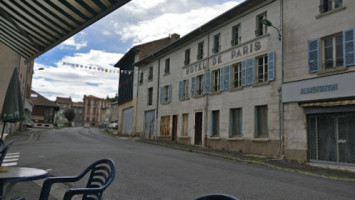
[0,167,48,183]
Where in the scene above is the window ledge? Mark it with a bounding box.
[227,137,244,141]
[209,91,221,96]
[181,97,190,101]
[158,135,170,139]
[178,136,190,139]
[164,73,170,76]
[208,136,221,140]
[252,138,269,142]
[316,66,347,76]
[316,6,346,19]
[253,81,270,87]
[148,79,153,82]
[193,94,205,98]
[229,87,243,92]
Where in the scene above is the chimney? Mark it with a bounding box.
[170,33,180,41]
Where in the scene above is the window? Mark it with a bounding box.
[139,71,143,84]
[148,67,153,81]
[212,69,220,92]
[165,58,170,74]
[196,75,204,96]
[232,62,242,88]
[197,41,204,60]
[255,12,267,37]
[184,49,190,65]
[231,24,241,46]
[148,87,153,105]
[319,0,342,13]
[182,114,188,136]
[256,55,268,83]
[230,108,242,137]
[323,33,343,69]
[213,33,220,54]
[211,110,220,136]
[161,116,170,136]
[164,85,169,103]
[255,105,268,138]
[182,80,189,99]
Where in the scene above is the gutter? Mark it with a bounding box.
[279,0,285,158]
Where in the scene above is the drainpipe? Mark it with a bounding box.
[155,57,160,140]
[279,0,285,159]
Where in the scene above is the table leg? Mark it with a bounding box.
[2,183,16,200]
[0,182,3,200]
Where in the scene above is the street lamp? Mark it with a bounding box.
[261,19,281,41]
[33,67,44,74]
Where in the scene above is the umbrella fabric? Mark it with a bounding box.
[0,68,25,123]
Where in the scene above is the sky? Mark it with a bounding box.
[33,0,243,102]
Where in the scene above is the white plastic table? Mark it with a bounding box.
[0,167,48,200]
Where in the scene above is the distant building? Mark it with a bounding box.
[114,34,180,136]
[72,102,84,127]
[110,102,119,124]
[100,106,111,128]
[30,90,59,128]
[83,95,111,127]
[55,97,73,127]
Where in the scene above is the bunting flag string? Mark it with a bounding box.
[62,62,133,75]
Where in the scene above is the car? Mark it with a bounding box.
[83,123,90,128]
[23,120,34,128]
[108,122,118,129]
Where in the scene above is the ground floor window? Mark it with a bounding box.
[308,113,355,164]
[182,114,188,136]
[230,108,242,137]
[161,116,170,136]
[255,105,268,137]
[211,110,220,136]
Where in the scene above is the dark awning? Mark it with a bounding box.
[0,0,130,61]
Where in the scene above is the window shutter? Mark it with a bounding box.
[160,87,164,104]
[203,71,211,94]
[224,65,230,90]
[246,58,254,85]
[241,60,246,86]
[186,79,189,98]
[344,28,355,67]
[178,81,183,100]
[220,67,224,91]
[168,85,172,103]
[268,51,275,81]
[209,111,212,136]
[308,38,320,73]
[191,77,196,97]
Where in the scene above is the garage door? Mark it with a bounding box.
[122,107,133,135]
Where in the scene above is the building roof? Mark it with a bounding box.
[0,0,130,60]
[72,102,84,108]
[84,95,111,102]
[135,0,266,66]
[55,97,72,104]
[114,34,180,69]
[30,90,58,108]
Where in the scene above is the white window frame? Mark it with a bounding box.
[212,69,220,92]
[196,74,204,96]
[256,55,268,83]
[232,62,242,88]
[322,33,344,70]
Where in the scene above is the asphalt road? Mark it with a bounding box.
[7,127,355,200]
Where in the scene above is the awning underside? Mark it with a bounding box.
[300,100,355,107]
[0,0,130,60]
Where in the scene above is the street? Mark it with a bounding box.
[7,127,355,200]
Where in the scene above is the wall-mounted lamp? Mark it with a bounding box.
[261,19,281,41]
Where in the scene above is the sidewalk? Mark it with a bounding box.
[136,138,355,182]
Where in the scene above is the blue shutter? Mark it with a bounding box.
[344,28,355,67]
[160,87,164,104]
[241,60,246,86]
[209,111,212,136]
[178,81,183,100]
[308,38,320,73]
[268,51,275,81]
[220,67,224,91]
[191,77,196,97]
[224,65,230,90]
[246,58,254,85]
[168,85,172,103]
[203,71,211,94]
[186,79,189,98]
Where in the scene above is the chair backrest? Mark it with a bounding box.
[0,140,14,166]
[67,159,116,200]
[194,194,239,200]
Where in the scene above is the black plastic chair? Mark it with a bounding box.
[39,158,116,200]
[0,139,14,166]
[195,194,239,200]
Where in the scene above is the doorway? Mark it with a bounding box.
[195,112,202,145]
[172,115,178,141]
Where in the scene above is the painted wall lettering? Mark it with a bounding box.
[231,41,261,60]
[185,61,207,75]
[212,55,222,66]
[300,84,338,95]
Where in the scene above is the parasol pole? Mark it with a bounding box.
[1,122,6,139]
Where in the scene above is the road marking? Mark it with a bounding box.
[2,152,20,167]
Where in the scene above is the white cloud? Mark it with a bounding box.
[121,0,167,15]
[115,1,240,45]
[61,35,88,50]
[33,50,123,102]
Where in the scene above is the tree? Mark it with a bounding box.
[64,109,75,125]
